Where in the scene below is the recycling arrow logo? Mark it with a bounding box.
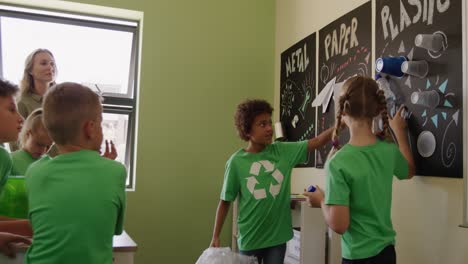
[246,160,284,200]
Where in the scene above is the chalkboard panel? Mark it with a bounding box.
[280,33,316,167]
[316,2,372,168]
[375,0,463,178]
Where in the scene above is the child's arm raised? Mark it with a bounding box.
[307,127,334,152]
[389,106,415,179]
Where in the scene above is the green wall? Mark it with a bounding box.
[66,1,275,263]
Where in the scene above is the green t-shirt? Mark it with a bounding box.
[325,140,408,260]
[0,146,12,193]
[221,141,308,251]
[25,150,127,264]
[11,149,37,175]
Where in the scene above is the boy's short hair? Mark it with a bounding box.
[234,99,273,141]
[0,78,19,97]
[43,82,102,145]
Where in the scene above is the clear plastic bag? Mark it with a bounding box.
[195,247,258,264]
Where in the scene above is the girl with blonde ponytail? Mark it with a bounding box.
[304,76,415,264]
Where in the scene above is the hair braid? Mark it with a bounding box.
[328,97,345,159]
[376,89,392,142]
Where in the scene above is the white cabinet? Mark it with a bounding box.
[290,202,342,264]
[232,200,341,264]
[112,231,138,264]
[289,201,327,264]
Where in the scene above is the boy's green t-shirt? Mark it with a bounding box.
[25,150,127,264]
[221,141,308,251]
[325,140,408,260]
[0,146,12,193]
[11,149,36,175]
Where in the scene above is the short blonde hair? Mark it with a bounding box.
[19,108,47,147]
[43,82,102,145]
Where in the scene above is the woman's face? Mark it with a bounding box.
[30,52,56,84]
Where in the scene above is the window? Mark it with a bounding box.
[0,5,139,189]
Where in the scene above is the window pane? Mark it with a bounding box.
[100,112,130,186]
[1,17,134,97]
[0,5,138,27]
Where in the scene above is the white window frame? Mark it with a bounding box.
[0,3,141,190]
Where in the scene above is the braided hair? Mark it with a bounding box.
[376,89,392,141]
[328,76,392,159]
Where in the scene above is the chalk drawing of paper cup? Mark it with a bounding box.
[375,56,407,78]
[401,60,429,78]
[417,130,436,158]
[411,90,440,109]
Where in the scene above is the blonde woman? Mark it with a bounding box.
[18,49,57,119]
[9,49,56,152]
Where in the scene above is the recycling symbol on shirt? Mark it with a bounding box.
[246,160,284,200]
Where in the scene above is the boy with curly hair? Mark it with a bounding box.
[210,99,333,264]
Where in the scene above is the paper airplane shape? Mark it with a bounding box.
[312,76,335,113]
[312,76,347,114]
[332,81,345,106]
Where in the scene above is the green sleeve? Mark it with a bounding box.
[220,158,239,202]
[324,159,350,206]
[0,148,12,194]
[115,165,127,235]
[393,144,409,180]
[277,141,308,166]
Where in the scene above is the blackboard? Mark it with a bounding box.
[316,2,372,168]
[280,32,316,167]
[375,0,463,178]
